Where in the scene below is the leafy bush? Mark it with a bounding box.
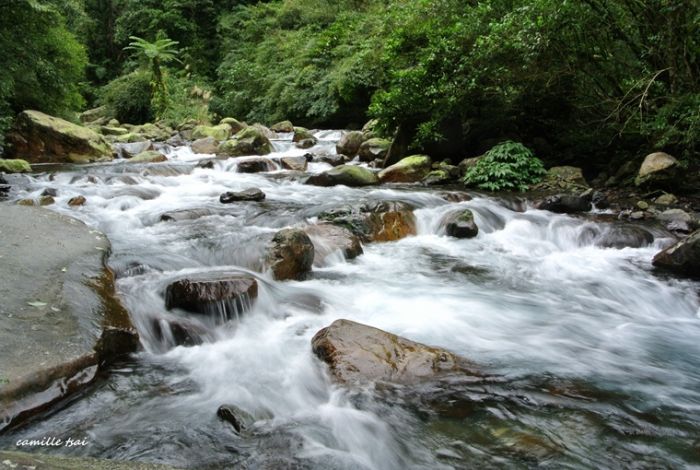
[99,71,153,124]
[464,141,546,192]
[159,74,212,126]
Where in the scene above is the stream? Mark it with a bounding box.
[1,131,699,469]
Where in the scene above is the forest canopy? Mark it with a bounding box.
[1,0,698,172]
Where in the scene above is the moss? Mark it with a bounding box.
[192,124,231,141]
[0,159,31,173]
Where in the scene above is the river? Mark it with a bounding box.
[1,131,699,469]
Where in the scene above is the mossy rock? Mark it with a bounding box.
[305,165,379,187]
[0,159,31,174]
[219,117,247,134]
[271,120,294,133]
[217,126,273,157]
[292,126,315,143]
[130,150,167,163]
[131,123,172,142]
[6,110,112,164]
[192,124,232,141]
[358,138,391,162]
[378,155,432,183]
[100,126,129,136]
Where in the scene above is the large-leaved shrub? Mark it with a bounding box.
[464,141,546,192]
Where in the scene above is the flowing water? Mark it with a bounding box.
[1,131,699,469]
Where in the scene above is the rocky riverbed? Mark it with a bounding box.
[1,126,699,469]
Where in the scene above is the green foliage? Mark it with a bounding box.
[159,74,212,126]
[99,71,153,124]
[464,141,546,192]
[0,0,87,148]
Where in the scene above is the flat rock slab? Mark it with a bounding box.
[0,203,138,430]
[0,451,177,469]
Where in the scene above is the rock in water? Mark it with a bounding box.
[534,194,591,213]
[266,228,314,281]
[191,124,232,141]
[236,157,275,173]
[219,188,266,203]
[311,319,471,384]
[279,156,308,171]
[130,150,167,163]
[378,155,432,183]
[652,230,700,277]
[68,195,87,207]
[304,223,363,264]
[217,126,273,157]
[634,152,679,189]
[165,276,258,321]
[0,159,31,173]
[305,165,379,187]
[271,120,294,133]
[336,131,365,157]
[444,209,479,238]
[6,110,112,163]
[217,404,254,433]
[319,201,417,243]
[191,137,220,154]
[596,225,654,249]
[358,138,391,162]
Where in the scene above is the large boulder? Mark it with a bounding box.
[534,194,591,213]
[444,209,479,238]
[130,123,173,142]
[635,152,680,189]
[596,225,654,249]
[219,117,247,134]
[319,201,416,243]
[6,110,112,163]
[336,131,365,157]
[191,137,220,154]
[271,120,294,133]
[165,275,258,320]
[656,209,694,233]
[279,156,308,171]
[652,230,700,277]
[266,228,315,281]
[292,126,315,143]
[114,140,153,159]
[305,164,379,187]
[192,124,232,141]
[0,159,31,173]
[311,319,470,384]
[378,155,432,183]
[304,223,363,265]
[358,138,391,163]
[217,126,273,157]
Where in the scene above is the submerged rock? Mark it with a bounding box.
[534,194,591,213]
[596,225,654,249]
[652,230,700,277]
[336,131,365,157]
[220,188,266,203]
[6,110,112,164]
[444,209,479,238]
[217,404,254,433]
[378,155,432,183]
[305,164,379,187]
[160,208,215,222]
[151,317,206,347]
[165,275,258,320]
[304,223,363,264]
[266,228,314,281]
[311,319,471,384]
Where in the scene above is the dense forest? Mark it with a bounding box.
[1,0,698,175]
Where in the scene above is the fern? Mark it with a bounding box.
[464,141,546,192]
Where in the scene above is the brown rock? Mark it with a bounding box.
[165,275,258,320]
[280,156,308,171]
[191,136,220,154]
[336,131,365,157]
[304,223,363,264]
[266,228,314,280]
[68,195,87,207]
[237,157,275,173]
[312,319,470,384]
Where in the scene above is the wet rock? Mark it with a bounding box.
[237,157,276,173]
[270,120,294,133]
[652,230,700,277]
[160,208,215,222]
[217,404,254,433]
[635,152,679,189]
[5,110,112,164]
[217,126,273,157]
[657,209,693,233]
[220,188,266,203]
[336,131,365,157]
[39,195,55,206]
[313,153,347,166]
[304,223,363,264]
[192,123,232,141]
[596,225,654,249]
[534,194,591,213]
[191,136,219,154]
[440,192,473,203]
[41,187,58,197]
[295,138,317,149]
[266,228,315,281]
[311,319,471,384]
[68,195,87,207]
[320,201,417,243]
[305,164,379,187]
[636,200,650,210]
[165,275,258,319]
[115,140,153,159]
[358,138,391,162]
[151,317,205,347]
[378,155,432,183]
[279,156,308,171]
[197,159,215,169]
[0,159,31,174]
[444,209,479,239]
